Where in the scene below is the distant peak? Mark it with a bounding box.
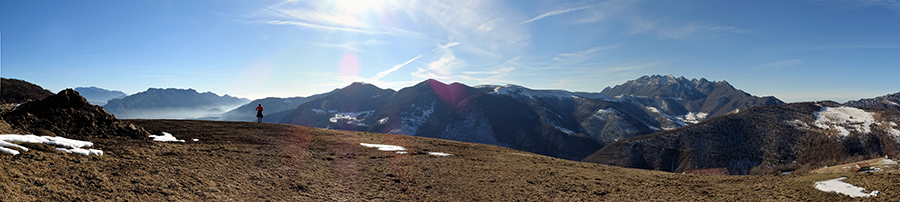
[424,78,446,85]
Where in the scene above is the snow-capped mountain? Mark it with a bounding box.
[584,101,900,175]
[73,86,127,105]
[845,91,900,111]
[275,76,782,160]
[103,88,249,119]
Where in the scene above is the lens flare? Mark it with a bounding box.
[339,54,359,77]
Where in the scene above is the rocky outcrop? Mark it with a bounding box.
[1,89,151,140]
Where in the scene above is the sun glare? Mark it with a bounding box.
[333,0,386,15]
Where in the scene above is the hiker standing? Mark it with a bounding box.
[256,104,264,123]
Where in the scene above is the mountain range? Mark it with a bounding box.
[845,92,900,111]
[224,75,783,160]
[7,76,900,176]
[214,91,335,122]
[103,88,249,119]
[73,87,127,105]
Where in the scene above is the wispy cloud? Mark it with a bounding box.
[551,44,620,64]
[817,0,900,14]
[754,59,803,70]
[561,1,747,40]
[459,58,520,84]
[518,4,599,25]
[409,0,532,58]
[412,42,466,81]
[858,0,900,13]
[625,17,748,40]
[261,20,377,34]
[372,55,421,80]
[266,7,369,29]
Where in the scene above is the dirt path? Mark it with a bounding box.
[2,120,897,201]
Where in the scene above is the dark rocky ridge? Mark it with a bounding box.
[1,78,54,104]
[1,89,151,140]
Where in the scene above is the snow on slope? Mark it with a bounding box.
[813,106,876,137]
[814,177,880,198]
[677,112,709,124]
[150,132,185,143]
[359,143,452,156]
[0,134,102,155]
[328,110,376,127]
[489,85,578,99]
[391,103,435,135]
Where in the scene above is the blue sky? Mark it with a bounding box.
[2,0,899,102]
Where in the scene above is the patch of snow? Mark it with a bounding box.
[510,152,534,157]
[0,134,101,156]
[646,106,661,114]
[590,108,618,122]
[427,152,452,156]
[880,159,898,165]
[884,100,899,106]
[489,85,578,99]
[552,123,576,135]
[814,177,880,198]
[862,168,884,172]
[192,139,199,142]
[887,127,900,138]
[813,106,876,137]
[781,171,791,175]
[371,94,381,99]
[150,132,185,143]
[328,110,375,127]
[311,108,338,114]
[394,102,435,135]
[56,147,103,155]
[378,117,389,125]
[678,112,709,124]
[396,151,408,154]
[359,143,406,151]
[645,107,687,129]
[787,119,810,129]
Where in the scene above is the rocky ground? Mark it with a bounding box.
[2,119,898,201]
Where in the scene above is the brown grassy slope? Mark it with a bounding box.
[1,120,896,201]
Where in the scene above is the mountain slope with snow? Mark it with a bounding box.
[584,101,900,175]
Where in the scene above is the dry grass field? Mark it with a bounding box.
[2,120,897,201]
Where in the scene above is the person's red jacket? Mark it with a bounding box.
[256,106,264,111]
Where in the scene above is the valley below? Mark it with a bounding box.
[2,120,897,201]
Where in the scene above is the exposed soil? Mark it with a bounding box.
[1,120,897,201]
